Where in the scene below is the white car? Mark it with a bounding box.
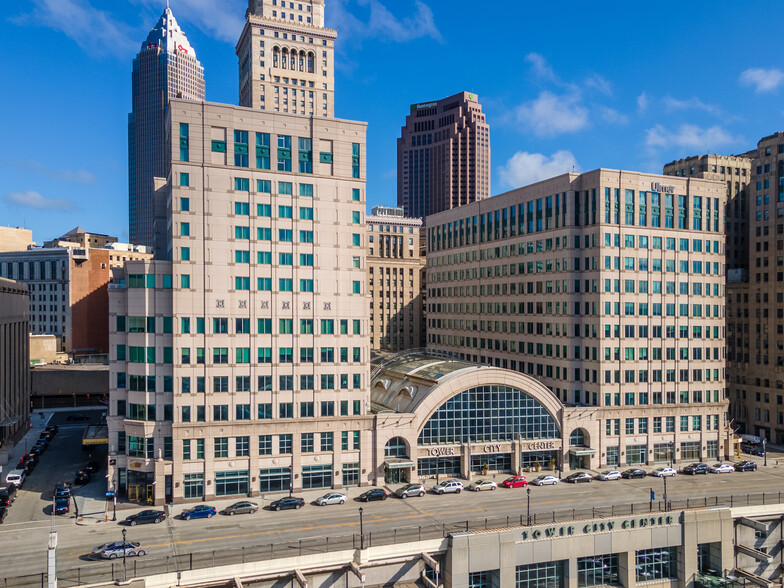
[315,492,347,506]
[651,467,677,477]
[468,479,497,492]
[710,463,735,474]
[432,480,463,494]
[597,470,621,481]
[530,475,559,486]
[92,541,146,559]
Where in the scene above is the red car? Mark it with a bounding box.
[501,476,528,488]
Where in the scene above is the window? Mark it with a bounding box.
[577,554,619,587]
[235,436,250,456]
[301,432,314,453]
[635,548,677,582]
[214,437,229,458]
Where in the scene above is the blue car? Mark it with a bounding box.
[54,498,70,515]
[180,504,217,520]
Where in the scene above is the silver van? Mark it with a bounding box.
[5,469,26,487]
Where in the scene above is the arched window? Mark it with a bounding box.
[272,47,280,68]
[569,429,587,447]
[290,50,296,69]
[418,385,560,446]
[384,437,408,458]
[281,48,289,69]
[307,52,315,74]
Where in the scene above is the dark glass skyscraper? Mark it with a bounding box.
[129,7,204,253]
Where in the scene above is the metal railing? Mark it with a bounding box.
[5,490,784,587]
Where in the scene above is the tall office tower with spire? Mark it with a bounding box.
[236,0,335,117]
[129,6,205,253]
[397,92,490,221]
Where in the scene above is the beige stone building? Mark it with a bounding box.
[0,227,33,252]
[367,206,425,352]
[0,277,31,461]
[424,169,730,470]
[397,92,490,220]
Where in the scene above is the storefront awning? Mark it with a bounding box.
[385,458,415,469]
[569,448,597,456]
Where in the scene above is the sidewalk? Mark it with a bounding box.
[0,411,52,470]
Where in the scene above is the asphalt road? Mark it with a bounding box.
[3,455,784,584]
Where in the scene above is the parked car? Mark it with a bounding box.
[269,497,305,511]
[0,485,18,504]
[315,493,347,506]
[35,438,48,450]
[710,463,735,474]
[396,483,427,498]
[683,463,710,475]
[0,507,7,523]
[29,446,43,459]
[621,469,647,479]
[74,470,90,485]
[564,472,593,483]
[468,479,498,492]
[359,489,389,502]
[54,483,72,499]
[733,460,758,472]
[85,461,100,474]
[92,541,146,559]
[530,475,559,486]
[125,510,166,526]
[181,505,217,520]
[651,467,677,478]
[39,431,52,442]
[45,424,58,435]
[597,470,622,481]
[501,476,528,488]
[5,470,25,487]
[432,480,463,495]
[54,498,70,515]
[0,495,11,508]
[15,460,32,475]
[222,501,258,515]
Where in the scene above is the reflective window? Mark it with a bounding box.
[259,468,291,493]
[302,464,332,489]
[577,554,620,587]
[516,561,565,588]
[635,547,677,582]
[215,470,249,496]
[569,428,586,447]
[418,385,560,446]
[384,437,408,457]
[469,571,494,588]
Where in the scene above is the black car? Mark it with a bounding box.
[46,425,58,436]
[125,510,166,526]
[54,499,70,515]
[621,469,647,479]
[683,463,710,475]
[54,483,72,499]
[0,485,17,505]
[74,470,90,485]
[29,446,43,458]
[0,507,8,523]
[39,431,52,441]
[734,460,758,472]
[358,489,388,502]
[35,438,48,451]
[269,497,305,511]
[564,472,593,483]
[85,461,100,474]
[15,461,32,475]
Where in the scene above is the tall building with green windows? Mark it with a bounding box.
[424,169,731,470]
[108,1,371,505]
[129,6,204,253]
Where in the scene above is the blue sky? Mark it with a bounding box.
[2,0,784,244]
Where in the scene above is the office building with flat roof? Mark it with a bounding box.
[424,169,730,470]
[0,278,31,460]
[397,92,490,220]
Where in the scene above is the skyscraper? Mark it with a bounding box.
[236,0,335,117]
[397,92,490,220]
[108,0,369,504]
[129,7,205,253]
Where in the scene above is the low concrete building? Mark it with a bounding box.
[31,364,109,409]
[0,277,31,462]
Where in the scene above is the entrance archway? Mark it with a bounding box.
[384,437,412,484]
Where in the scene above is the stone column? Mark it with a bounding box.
[618,551,635,588]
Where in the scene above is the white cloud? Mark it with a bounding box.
[10,0,137,58]
[525,53,559,83]
[3,191,76,211]
[329,0,442,43]
[584,74,613,97]
[499,151,580,189]
[663,96,721,115]
[516,91,589,137]
[0,159,97,184]
[645,124,738,151]
[599,107,628,125]
[637,92,650,114]
[739,68,784,93]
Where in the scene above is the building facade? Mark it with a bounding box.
[367,206,424,352]
[0,227,33,252]
[424,170,730,469]
[129,6,205,252]
[397,92,490,220]
[236,0,335,117]
[726,132,784,442]
[0,278,31,458]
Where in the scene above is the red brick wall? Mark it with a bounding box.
[70,250,110,353]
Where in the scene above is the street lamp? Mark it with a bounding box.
[663,474,668,511]
[112,494,117,522]
[359,507,365,550]
[122,528,127,581]
[669,441,674,468]
[288,465,294,498]
[526,486,531,525]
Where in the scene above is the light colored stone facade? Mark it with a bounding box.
[425,169,730,469]
[237,0,335,118]
[397,92,490,219]
[108,95,371,503]
[0,277,30,458]
[367,207,425,352]
[0,227,33,252]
